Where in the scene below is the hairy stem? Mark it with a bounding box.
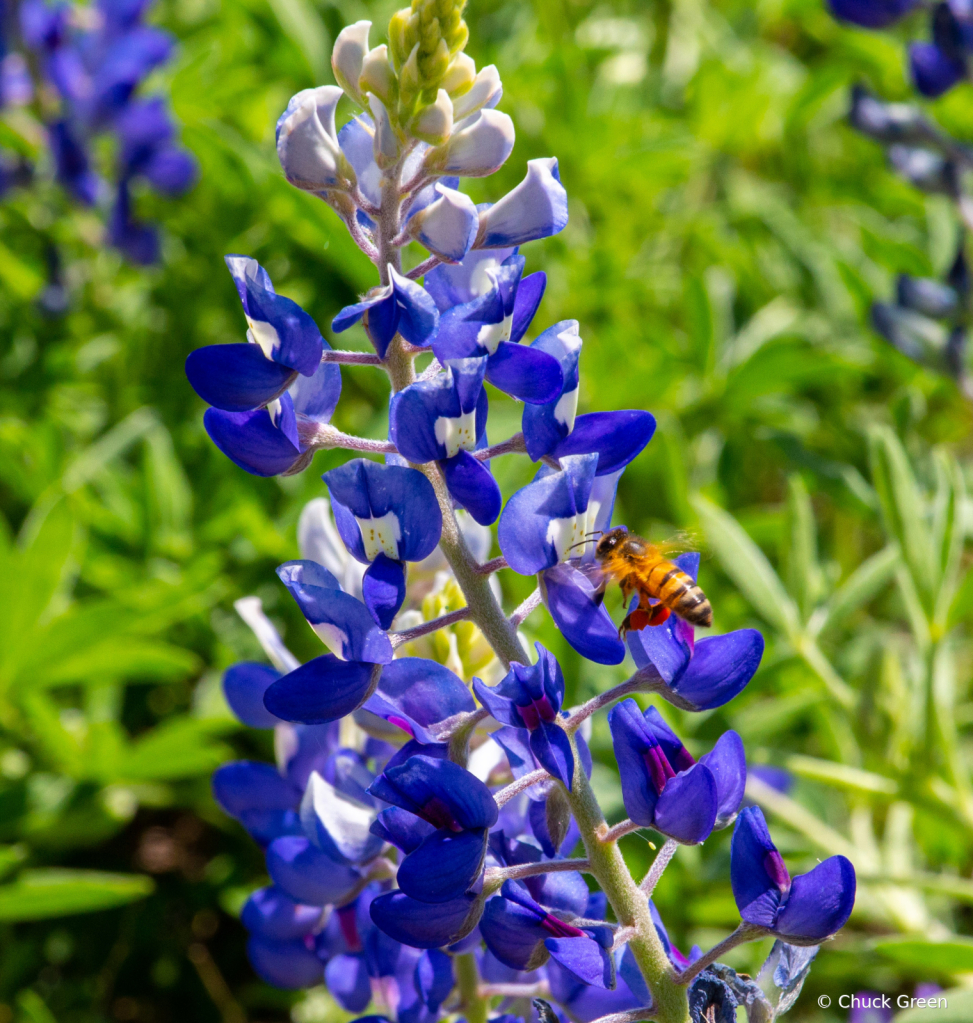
[561,732,689,1023]
[391,607,471,647]
[475,433,527,461]
[495,768,550,807]
[640,839,678,898]
[510,588,542,628]
[602,819,642,843]
[321,350,384,365]
[485,859,591,884]
[564,667,661,732]
[297,421,398,453]
[673,923,767,986]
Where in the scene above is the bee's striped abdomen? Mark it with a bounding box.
[647,560,713,627]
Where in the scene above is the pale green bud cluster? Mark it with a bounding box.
[389,0,469,118]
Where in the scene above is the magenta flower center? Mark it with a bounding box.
[643,744,677,795]
[540,913,586,938]
[337,904,362,952]
[421,796,464,832]
[764,850,792,893]
[516,693,557,729]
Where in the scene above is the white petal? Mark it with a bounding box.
[301,771,378,860]
[412,89,453,144]
[356,511,402,560]
[434,408,478,456]
[233,596,300,673]
[476,157,568,248]
[332,20,371,104]
[360,44,396,105]
[368,93,400,167]
[442,53,476,95]
[409,183,478,262]
[429,108,515,178]
[452,65,502,120]
[277,86,345,190]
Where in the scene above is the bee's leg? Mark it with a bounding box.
[620,600,671,638]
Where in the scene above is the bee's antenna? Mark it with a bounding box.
[566,539,593,552]
[584,531,604,539]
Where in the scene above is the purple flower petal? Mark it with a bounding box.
[553,411,656,476]
[510,272,546,344]
[203,403,303,478]
[365,658,475,745]
[652,763,718,845]
[486,342,564,405]
[369,891,479,948]
[263,655,379,724]
[529,719,575,790]
[672,630,764,710]
[247,935,323,989]
[266,834,359,905]
[242,886,323,940]
[541,563,626,665]
[698,731,747,828]
[545,934,615,989]
[774,856,856,943]
[325,954,371,1011]
[397,827,489,903]
[186,343,297,412]
[362,553,406,630]
[441,450,503,525]
[222,662,282,728]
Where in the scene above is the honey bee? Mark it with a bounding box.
[590,527,712,637]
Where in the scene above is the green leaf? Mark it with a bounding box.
[783,474,821,620]
[691,494,801,637]
[894,988,973,1023]
[868,425,937,611]
[16,990,57,1023]
[0,239,44,300]
[118,718,232,781]
[874,936,973,974]
[0,869,153,920]
[784,754,897,795]
[932,449,966,629]
[61,407,160,494]
[34,639,200,687]
[811,545,899,637]
[143,424,193,559]
[265,0,330,84]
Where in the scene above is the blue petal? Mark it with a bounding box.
[510,272,546,344]
[277,560,394,663]
[607,701,662,828]
[212,761,297,818]
[653,763,719,844]
[731,807,785,929]
[223,662,282,728]
[242,886,323,940]
[369,891,479,948]
[828,0,917,28]
[203,403,303,477]
[910,41,966,98]
[247,935,323,989]
[522,321,583,461]
[480,894,548,970]
[362,554,406,630]
[441,450,502,525]
[545,935,615,989]
[541,563,626,665]
[627,604,693,683]
[290,358,341,424]
[477,158,569,248]
[365,658,475,745]
[698,731,747,828]
[774,857,856,942]
[415,949,454,1011]
[186,344,296,412]
[266,834,360,905]
[671,630,764,710]
[224,255,323,376]
[389,267,441,348]
[486,342,563,405]
[324,459,443,564]
[398,827,488,903]
[554,411,656,476]
[263,655,379,723]
[370,807,437,853]
[424,248,516,311]
[529,720,575,790]
[367,754,499,830]
[325,954,371,1011]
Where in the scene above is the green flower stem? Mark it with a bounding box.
[454,951,488,1023]
[562,732,689,1023]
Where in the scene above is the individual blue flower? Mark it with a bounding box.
[263,655,382,725]
[405,183,479,262]
[474,158,569,249]
[323,459,443,628]
[498,453,626,664]
[389,356,502,525]
[626,556,764,710]
[828,0,918,28]
[369,890,481,949]
[265,832,362,906]
[277,559,394,664]
[242,885,325,942]
[522,320,656,472]
[909,3,970,98]
[488,831,590,918]
[363,657,477,744]
[300,769,385,866]
[473,643,575,789]
[367,754,498,903]
[187,256,328,412]
[480,881,615,988]
[607,700,745,844]
[730,807,856,944]
[332,266,440,359]
[425,251,562,405]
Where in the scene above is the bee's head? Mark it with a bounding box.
[595,527,628,557]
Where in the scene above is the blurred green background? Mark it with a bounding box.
[3,0,973,1019]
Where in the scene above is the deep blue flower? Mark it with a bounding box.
[324,458,443,628]
[626,558,764,710]
[247,934,324,989]
[187,257,328,413]
[369,890,481,949]
[498,453,626,664]
[425,251,563,405]
[211,760,301,845]
[607,700,745,844]
[480,881,615,987]
[242,885,325,941]
[389,356,502,525]
[522,320,656,472]
[265,832,362,906]
[489,831,590,918]
[828,0,918,28]
[731,807,856,944]
[263,656,381,724]
[332,266,440,358]
[474,642,575,788]
[368,754,498,903]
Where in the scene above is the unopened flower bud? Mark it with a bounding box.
[360,45,396,105]
[369,94,401,168]
[411,88,453,144]
[452,64,502,120]
[442,52,476,95]
[332,20,371,106]
[276,86,354,192]
[424,108,514,177]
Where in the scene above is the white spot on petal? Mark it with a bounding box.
[311,621,350,658]
[546,513,588,562]
[434,410,477,457]
[476,315,512,355]
[356,512,401,560]
[248,318,282,359]
[553,386,578,434]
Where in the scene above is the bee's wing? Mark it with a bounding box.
[653,530,702,558]
[577,560,609,605]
